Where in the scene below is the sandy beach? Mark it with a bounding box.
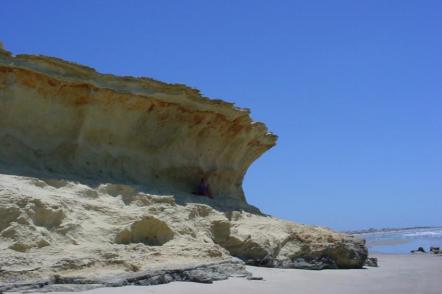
[40,254,441,294]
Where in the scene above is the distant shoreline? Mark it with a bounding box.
[345,226,442,235]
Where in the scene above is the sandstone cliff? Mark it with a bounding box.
[0,46,276,202]
[0,46,367,291]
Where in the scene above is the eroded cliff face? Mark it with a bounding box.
[0,173,367,291]
[0,47,368,291]
[0,47,276,201]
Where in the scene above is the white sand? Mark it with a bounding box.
[44,254,442,294]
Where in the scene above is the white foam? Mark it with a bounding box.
[403,231,442,238]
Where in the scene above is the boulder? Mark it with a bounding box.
[411,247,426,253]
[365,257,378,267]
[213,213,367,269]
[430,247,440,254]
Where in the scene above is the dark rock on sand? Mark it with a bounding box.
[0,260,252,293]
[411,247,426,253]
[365,257,378,267]
[273,256,338,270]
[430,247,440,254]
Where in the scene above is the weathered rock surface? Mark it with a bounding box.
[0,46,368,291]
[0,45,275,202]
[0,173,367,290]
[219,211,367,269]
[1,259,250,293]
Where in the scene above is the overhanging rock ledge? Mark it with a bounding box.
[0,46,276,202]
[0,46,367,292]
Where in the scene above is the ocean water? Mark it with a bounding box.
[358,227,442,254]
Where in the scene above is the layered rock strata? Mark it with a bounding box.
[0,46,368,291]
[0,46,276,201]
[1,259,251,293]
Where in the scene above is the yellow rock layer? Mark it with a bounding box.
[0,47,276,201]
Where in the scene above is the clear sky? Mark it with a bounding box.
[1,0,441,230]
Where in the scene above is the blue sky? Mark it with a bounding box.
[1,1,441,230]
